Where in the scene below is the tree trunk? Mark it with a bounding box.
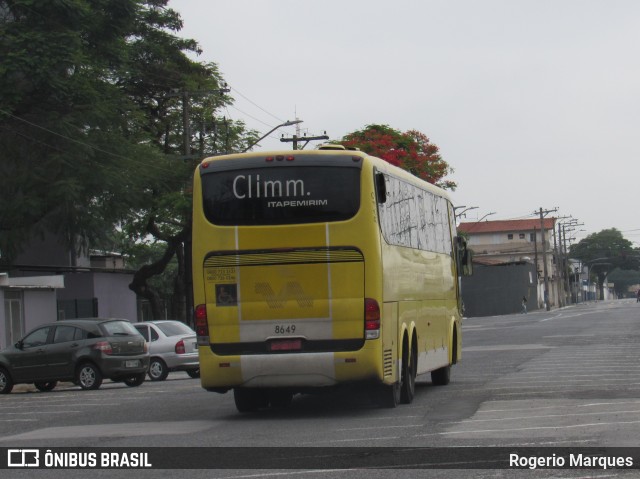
[598,272,606,301]
[129,218,189,320]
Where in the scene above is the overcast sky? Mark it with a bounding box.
[170,0,640,246]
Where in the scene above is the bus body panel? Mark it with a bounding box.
[192,150,462,393]
[380,235,459,376]
[381,301,399,384]
[203,254,365,343]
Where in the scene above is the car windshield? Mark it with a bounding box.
[100,320,139,337]
[156,321,194,337]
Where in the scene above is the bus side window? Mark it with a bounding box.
[375,173,387,204]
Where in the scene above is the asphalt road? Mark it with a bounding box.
[2,299,640,478]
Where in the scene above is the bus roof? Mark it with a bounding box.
[198,148,452,202]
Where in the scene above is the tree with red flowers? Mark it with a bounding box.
[341,124,456,190]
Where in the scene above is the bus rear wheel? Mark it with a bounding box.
[234,388,268,413]
[400,342,417,404]
[377,381,401,408]
[268,389,294,409]
[431,364,451,386]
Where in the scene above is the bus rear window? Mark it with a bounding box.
[201,166,361,226]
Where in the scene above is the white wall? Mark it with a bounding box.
[23,289,58,331]
[93,273,137,320]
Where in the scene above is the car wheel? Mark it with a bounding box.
[0,368,13,394]
[186,369,200,379]
[124,373,146,387]
[77,363,103,390]
[148,358,169,381]
[35,381,58,392]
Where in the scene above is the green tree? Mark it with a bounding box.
[570,229,640,299]
[607,268,640,298]
[341,124,456,189]
[0,0,257,320]
[0,0,147,259]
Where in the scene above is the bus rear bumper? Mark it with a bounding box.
[199,345,382,390]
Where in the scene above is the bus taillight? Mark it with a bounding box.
[194,304,210,345]
[364,298,380,340]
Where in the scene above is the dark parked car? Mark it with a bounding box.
[0,318,149,394]
[133,321,199,381]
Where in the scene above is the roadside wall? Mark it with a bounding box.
[462,263,538,317]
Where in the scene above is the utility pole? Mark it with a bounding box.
[552,225,562,307]
[537,207,558,311]
[280,127,329,150]
[167,85,230,325]
[553,215,571,308]
[561,220,583,304]
[243,119,302,152]
[533,227,539,289]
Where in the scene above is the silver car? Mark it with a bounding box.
[133,321,199,381]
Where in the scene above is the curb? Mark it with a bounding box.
[11,382,76,394]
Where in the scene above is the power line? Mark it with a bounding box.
[229,86,286,124]
[226,104,273,130]
[0,109,178,176]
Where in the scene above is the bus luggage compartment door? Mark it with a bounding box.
[203,248,365,347]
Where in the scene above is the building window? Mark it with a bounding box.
[530,233,535,242]
[507,234,513,240]
[519,233,525,239]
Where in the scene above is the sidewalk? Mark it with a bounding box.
[10,382,76,394]
[11,383,37,393]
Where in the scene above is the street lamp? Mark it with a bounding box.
[243,119,303,152]
[454,206,479,220]
[477,211,496,222]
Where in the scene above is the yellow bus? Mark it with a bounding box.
[191,145,472,412]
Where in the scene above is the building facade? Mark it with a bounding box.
[458,218,561,310]
[1,231,138,347]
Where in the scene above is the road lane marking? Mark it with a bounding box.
[429,419,640,436]
[0,420,216,442]
[464,344,552,351]
[443,409,640,425]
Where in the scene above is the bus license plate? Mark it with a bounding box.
[125,360,140,368]
[269,339,302,352]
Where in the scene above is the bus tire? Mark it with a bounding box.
[268,389,294,409]
[431,365,450,386]
[234,388,268,413]
[401,339,417,404]
[432,327,456,386]
[377,381,401,408]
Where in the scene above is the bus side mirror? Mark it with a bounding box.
[375,173,387,204]
[455,236,473,276]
